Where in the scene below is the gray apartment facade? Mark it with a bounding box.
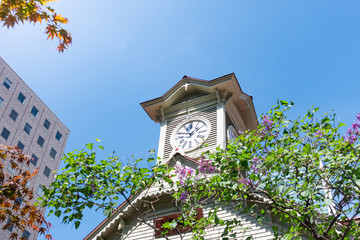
[0,57,70,240]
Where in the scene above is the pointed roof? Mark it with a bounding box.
[140,73,255,123]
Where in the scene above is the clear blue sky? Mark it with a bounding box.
[1,0,359,239]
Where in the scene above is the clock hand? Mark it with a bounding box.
[186,123,193,132]
[190,124,204,136]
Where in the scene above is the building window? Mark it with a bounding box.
[17,141,24,151]
[50,148,57,159]
[9,109,18,121]
[24,123,32,135]
[0,97,4,107]
[37,185,44,197]
[43,119,51,129]
[55,131,62,142]
[17,92,26,103]
[6,218,14,232]
[15,197,23,206]
[3,78,12,90]
[154,208,203,237]
[22,230,30,240]
[1,127,10,140]
[37,136,44,147]
[8,164,16,174]
[43,166,51,178]
[31,106,38,117]
[25,180,31,188]
[31,154,38,166]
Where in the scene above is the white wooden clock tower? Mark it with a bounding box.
[141,73,258,162]
[84,74,276,240]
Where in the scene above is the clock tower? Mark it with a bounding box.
[85,74,277,240]
[141,73,258,162]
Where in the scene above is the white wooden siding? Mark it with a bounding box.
[119,203,275,240]
[163,106,217,159]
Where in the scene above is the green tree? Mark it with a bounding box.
[177,101,360,239]
[42,102,360,239]
[0,0,71,52]
[0,145,52,240]
[41,143,174,238]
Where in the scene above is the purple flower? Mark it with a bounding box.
[344,113,360,144]
[198,158,215,174]
[260,115,277,137]
[250,157,263,174]
[239,178,251,186]
[262,115,273,131]
[179,191,189,201]
[175,165,194,186]
[315,130,323,138]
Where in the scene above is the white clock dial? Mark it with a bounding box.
[174,120,209,151]
[227,125,238,141]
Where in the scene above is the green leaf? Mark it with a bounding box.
[169,220,177,229]
[85,143,93,150]
[55,210,62,217]
[140,168,149,173]
[75,220,81,229]
[215,214,219,225]
[355,179,360,187]
[280,100,288,106]
[303,143,311,154]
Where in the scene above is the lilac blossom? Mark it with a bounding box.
[344,114,360,144]
[175,158,216,202]
[179,191,189,201]
[262,115,273,130]
[198,158,215,174]
[239,178,251,186]
[175,165,194,186]
[250,157,263,174]
[315,130,323,138]
[260,115,275,136]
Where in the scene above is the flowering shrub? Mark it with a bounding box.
[175,164,194,186]
[198,157,215,174]
[42,101,360,240]
[175,158,216,202]
[175,101,360,239]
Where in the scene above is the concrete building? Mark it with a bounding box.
[0,57,69,240]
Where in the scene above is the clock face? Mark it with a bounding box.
[173,119,209,151]
[227,125,238,141]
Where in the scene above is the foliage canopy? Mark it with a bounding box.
[42,102,360,240]
[0,145,52,240]
[177,101,360,239]
[0,0,71,52]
